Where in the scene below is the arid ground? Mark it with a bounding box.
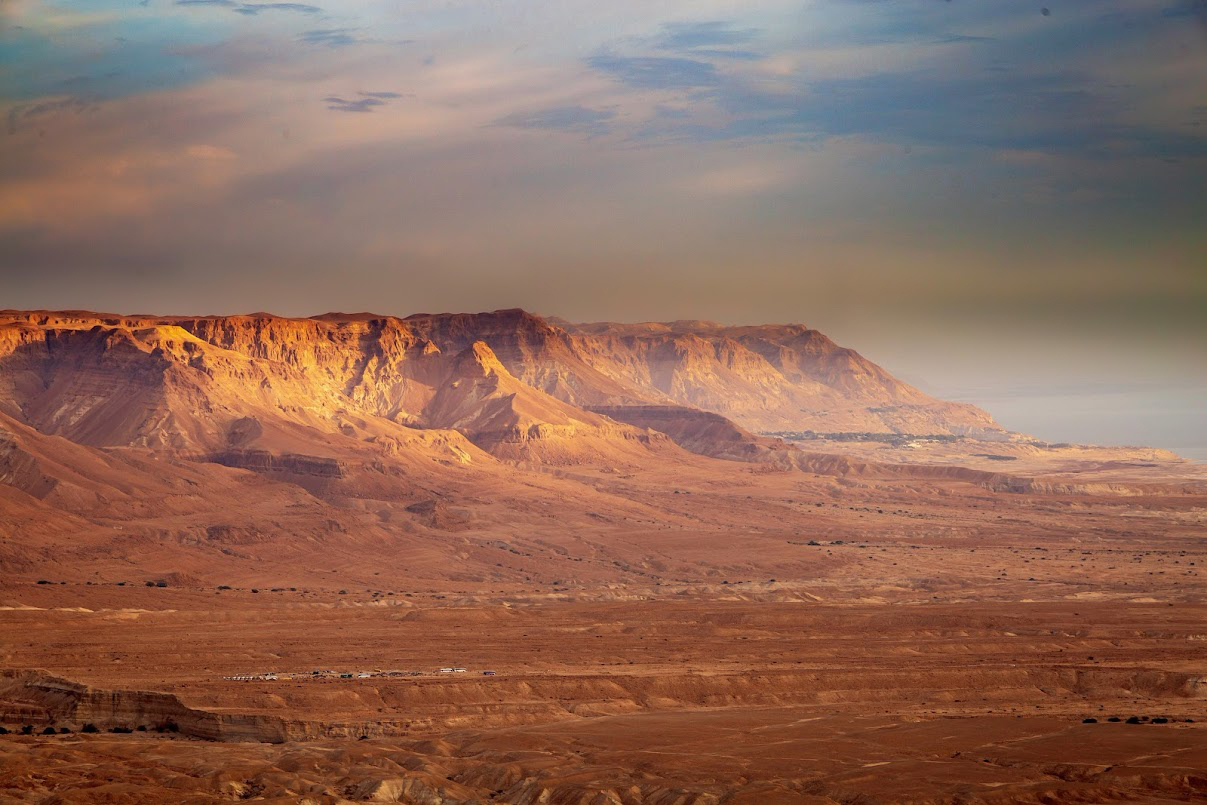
[1,311,1205,803]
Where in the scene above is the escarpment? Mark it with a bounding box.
[0,309,1006,451]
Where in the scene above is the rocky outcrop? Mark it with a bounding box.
[418,341,677,464]
[207,449,345,479]
[0,670,299,742]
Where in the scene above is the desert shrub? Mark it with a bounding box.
[145,581,155,587]
[59,727,70,734]
[110,726,133,734]
[1125,716,1141,724]
[41,726,57,735]
[81,723,99,733]
[20,725,33,735]
[155,581,167,588]
[1082,718,1097,723]
[0,727,8,735]
[37,580,51,585]
[136,725,147,732]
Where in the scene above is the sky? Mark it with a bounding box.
[1,0,1205,456]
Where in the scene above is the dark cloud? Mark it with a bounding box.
[706,68,1207,160]
[323,92,404,112]
[581,6,1207,165]
[234,2,320,14]
[654,21,762,59]
[495,105,615,135]
[933,33,997,44]
[6,97,91,135]
[175,0,320,14]
[299,28,362,47]
[587,55,720,90]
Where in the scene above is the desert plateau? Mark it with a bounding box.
[0,309,1203,803]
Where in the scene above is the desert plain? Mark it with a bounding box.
[0,309,1204,803]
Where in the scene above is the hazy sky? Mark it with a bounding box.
[2,0,1205,454]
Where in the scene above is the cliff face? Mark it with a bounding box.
[0,670,348,742]
[0,309,1001,459]
[563,319,1000,435]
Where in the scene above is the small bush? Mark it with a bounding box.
[145,581,155,587]
[1082,718,1097,723]
[59,727,70,734]
[20,725,33,735]
[0,727,8,735]
[110,726,133,734]
[37,580,52,585]
[136,725,147,732]
[155,581,167,588]
[81,723,99,733]
[41,726,57,735]
[1125,716,1141,724]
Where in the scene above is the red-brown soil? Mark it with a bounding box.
[1,309,1204,803]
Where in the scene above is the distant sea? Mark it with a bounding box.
[944,385,1207,464]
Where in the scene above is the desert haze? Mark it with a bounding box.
[0,308,1204,803]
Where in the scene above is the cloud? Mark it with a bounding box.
[656,21,759,50]
[7,97,91,135]
[495,105,615,135]
[653,21,762,60]
[235,3,320,15]
[299,28,362,47]
[175,0,320,14]
[323,92,405,113]
[586,55,720,90]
